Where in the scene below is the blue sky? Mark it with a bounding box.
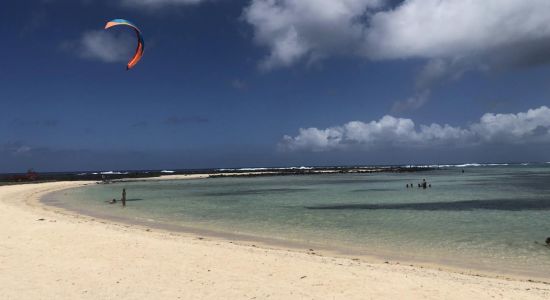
[2,0,550,172]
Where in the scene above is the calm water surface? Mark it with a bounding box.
[45,165,550,278]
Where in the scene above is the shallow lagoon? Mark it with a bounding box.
[45,165,550,278]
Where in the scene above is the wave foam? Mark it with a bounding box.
[217,166,313,171]
[100,171,129,175]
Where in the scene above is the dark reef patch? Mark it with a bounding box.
[307,198,550,211]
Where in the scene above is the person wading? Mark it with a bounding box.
[122,188,126,207]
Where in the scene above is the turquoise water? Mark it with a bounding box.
[45,165,550,278]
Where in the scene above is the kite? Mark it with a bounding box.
[104,19,144,70]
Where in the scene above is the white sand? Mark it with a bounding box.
[1,181,549,299]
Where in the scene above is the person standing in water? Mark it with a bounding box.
[122,188,126,207]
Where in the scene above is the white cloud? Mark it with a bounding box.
[280,127,345,152]
[244,0,550,111]
[364,0,550,61]
[280,106,550,152]
[65,30,135,63]
[245,0,550,69]
[472,106,550,143]
[243,0,384,70]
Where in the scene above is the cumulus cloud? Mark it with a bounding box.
[245,0,550,69]
[64,30,135,63]
[244,0,550,109]
[243,0,383,70]
[364,0,550,61]
[471,106,550,143]
[280,106,550,152]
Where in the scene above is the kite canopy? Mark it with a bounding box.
[104,19,144,70]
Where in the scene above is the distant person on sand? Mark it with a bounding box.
[106,198,117,204]
[546,237,550,247]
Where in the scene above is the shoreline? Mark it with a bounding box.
[41,182,550,283]
[1,179,549,299]
[33,175,550,281]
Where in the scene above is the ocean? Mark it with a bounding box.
[43,164,550,279]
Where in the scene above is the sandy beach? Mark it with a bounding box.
[1,181,549,299]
